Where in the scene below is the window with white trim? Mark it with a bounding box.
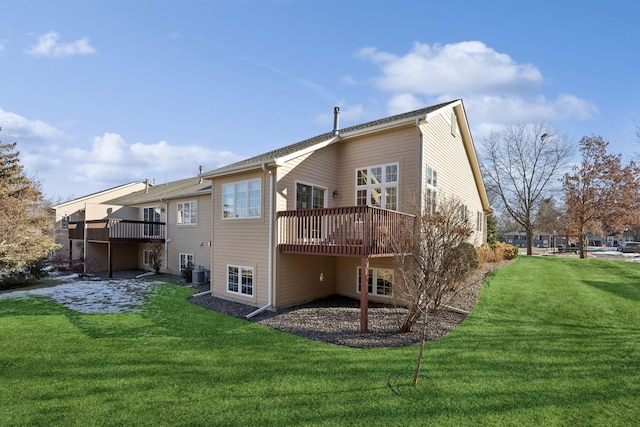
[476,211,483,232]
[427,166,438,187]
[355,163,398,210]
[460,204,468,222]
[177,200,197,225]
[222,179,261,219]
[426,166,438,214]
[143,250,150,265]
[143,206,161,237]
[357,267,394,297]
[227,265,253,296]
[296,182,326,210]
[179,253,194,271]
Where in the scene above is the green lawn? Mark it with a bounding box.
[1,257,639,426]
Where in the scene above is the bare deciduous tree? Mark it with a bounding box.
[562,135,640,258]
[390,195,477,385]
[480,122,574,255]
[148,241,164,274]
[535,197,567,247]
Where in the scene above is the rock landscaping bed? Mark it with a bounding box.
[189,261,511,348]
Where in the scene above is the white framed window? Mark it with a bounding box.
[222,179,261,219]
[357,267,394,297]
[177,200,197,225]
[460,204,468,222]
[143,250,150,265]
[61,215,69,230]
[227,265,254,296]
[476,211,483,232]
[143,206,161,237]
[355,163,398,210]
[425,189,437,214]
[426,166,438,214]
[427,166,438,187]
[179,253,194,271]
[296,182,327,210]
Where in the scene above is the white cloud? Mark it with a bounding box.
[463,95,600,138]
[25,31,96,58]
[387,93,425,115]
[340,75,361,85]
[355,41,598,132]
[0,39,6,52]
[0,107,66,140]
[65,132,240,187]
[358,41,543,96]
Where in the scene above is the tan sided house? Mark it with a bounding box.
[53,172,212,280]
[52,181,150,257]
[203,100,491,331]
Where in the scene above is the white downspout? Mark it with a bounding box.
[246,162,275,318]
[417,118,424,212]
[161,198,169,273]
[83,202,88,276]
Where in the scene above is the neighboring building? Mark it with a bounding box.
[202,100,491,331]
[502,231,556,248]
[51,172,212,279]
[107,174,212,277]
[52,181,150,256]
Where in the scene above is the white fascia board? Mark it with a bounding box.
[274,136,340,165]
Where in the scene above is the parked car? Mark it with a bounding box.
[617,242,640,253]
[557,244,578,254]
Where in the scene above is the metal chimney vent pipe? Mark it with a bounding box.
[333,106,340,135]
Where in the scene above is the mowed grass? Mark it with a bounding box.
[1,257,639,426]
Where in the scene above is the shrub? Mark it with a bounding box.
[181,262,194,283]
[50,250,70,271]
[493,242,518,261]
[477,243,495,263]
[457,242,480,272]
[0,258,49,289]
[477,242,518,263]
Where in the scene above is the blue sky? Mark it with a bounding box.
[1,0,639,201]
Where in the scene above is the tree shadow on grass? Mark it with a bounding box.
[582,279,640,302]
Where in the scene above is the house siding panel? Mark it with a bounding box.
[337,125,421,213]
[421,108,485,245]
[163,194,212,274]
[275,145,341,212]
[274,253,336,309]
[211,171,270,306]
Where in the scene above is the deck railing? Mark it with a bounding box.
[277,205,415,257]
[68,219,166,243]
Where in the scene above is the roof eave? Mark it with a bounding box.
[202,159,279,179]
[452,102,492,213]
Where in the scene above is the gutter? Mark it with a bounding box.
[246,163,275,319]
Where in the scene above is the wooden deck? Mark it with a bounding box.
[68,219,166,243]
[277,205,414,257]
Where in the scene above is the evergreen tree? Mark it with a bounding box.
[486,212,498,245]
[0,132,57,285]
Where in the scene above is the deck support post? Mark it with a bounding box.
[359,256,369,333]
[108,242,113,279]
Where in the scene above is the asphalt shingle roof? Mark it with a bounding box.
[107,176,211,205]
[207,100,457,176]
